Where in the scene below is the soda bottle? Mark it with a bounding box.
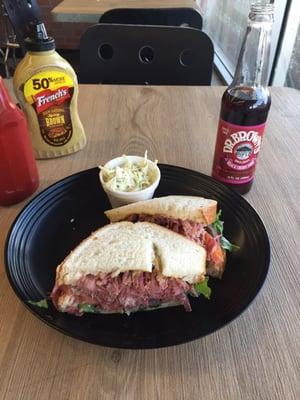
[0,77,39,206]
[212,3,274,194]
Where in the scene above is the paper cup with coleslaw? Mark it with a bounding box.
[99,153,161,208]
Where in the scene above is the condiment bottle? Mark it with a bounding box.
[13,22,86,159]
[0,76,39,206]
[211,3,274,194]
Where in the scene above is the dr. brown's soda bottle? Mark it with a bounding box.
[212,3,274,194]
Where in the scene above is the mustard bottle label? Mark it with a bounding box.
[23,70,74,147]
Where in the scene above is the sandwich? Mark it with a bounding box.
[51,221,211,316]
[105,196,230,278]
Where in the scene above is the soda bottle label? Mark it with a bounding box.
[212,119,266,185]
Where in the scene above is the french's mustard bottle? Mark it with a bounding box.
[13,22,86,159]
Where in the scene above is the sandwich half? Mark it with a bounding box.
[105,196,226,278]
[51,221,208,315]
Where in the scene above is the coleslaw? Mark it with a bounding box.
[100,152,158,192]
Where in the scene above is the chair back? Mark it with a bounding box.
[80,24,213,85]
[99,7,203,30]
[2,0,42,52]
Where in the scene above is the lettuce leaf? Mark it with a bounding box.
[28,299,48,309]
[194,277,211,299]
[78,304,99,313]
[212,209,224,235]
[212,210,240,252]
[220,236,240,252]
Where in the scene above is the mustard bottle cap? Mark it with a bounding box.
[25,21,55,52]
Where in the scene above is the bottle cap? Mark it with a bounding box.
[25,21,55,51]
[250,3,274,15]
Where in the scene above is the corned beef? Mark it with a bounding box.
[51,270,196,315]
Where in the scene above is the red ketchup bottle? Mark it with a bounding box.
[0,77,39,206]
[212,4,274,194]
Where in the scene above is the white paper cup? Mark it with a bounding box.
[99,156,161,208]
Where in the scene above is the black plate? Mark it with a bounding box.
[5,165,270,349]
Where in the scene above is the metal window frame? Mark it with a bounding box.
[270,0,300,85]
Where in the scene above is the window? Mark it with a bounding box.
[285,24,300,89]
[198,0,299,88]
[199,0,252,80]
[272,1,300,89]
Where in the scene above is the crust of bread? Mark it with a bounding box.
[105,196,217,225]
[55,221,206,286]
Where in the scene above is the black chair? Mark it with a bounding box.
[80,24,214,85]
[99,7,203,30]
[2,0,42,53]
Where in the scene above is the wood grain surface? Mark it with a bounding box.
[0,84,299,400]
[51,0,199,23]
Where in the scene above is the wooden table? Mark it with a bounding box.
[51,0,199,23]
[0,84,299,400]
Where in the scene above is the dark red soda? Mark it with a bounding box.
[211,4,274,194]
[213,86,271,194]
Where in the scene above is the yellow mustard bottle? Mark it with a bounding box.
[13,22,86,159]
